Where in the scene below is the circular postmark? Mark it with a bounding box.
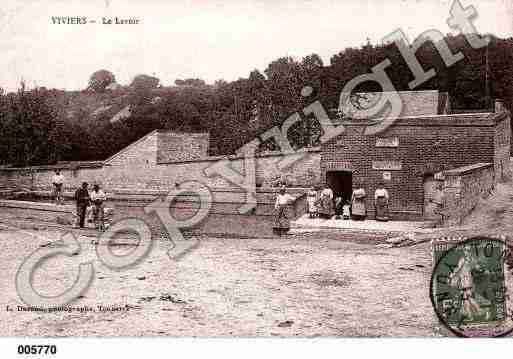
[430,236,513,337]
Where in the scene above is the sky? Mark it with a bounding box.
[0,0,511,92]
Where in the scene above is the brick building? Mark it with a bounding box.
[322,96,510,220]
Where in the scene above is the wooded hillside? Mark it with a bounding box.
[0,34,511,166]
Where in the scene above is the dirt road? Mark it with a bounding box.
[0,227,439,337]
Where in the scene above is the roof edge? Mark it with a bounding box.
[104,129,159,164]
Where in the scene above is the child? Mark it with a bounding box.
[86,204,94,225]
[342,200,351,220]
[334,196,343,219]
[306,187,318,218]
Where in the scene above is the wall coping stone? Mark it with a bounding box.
[0,162,103,171]
[112,187,309,195]
[156,147,321,165]
[441,163,493,177]
[0,199,74,213]
[5,188,309,205]
[334,111,509,128]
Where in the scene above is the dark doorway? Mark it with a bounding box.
[326,171,352,202]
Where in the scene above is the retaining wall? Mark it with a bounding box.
[0,187,308,238]
[439,163,495,226]
[0,149,321,193]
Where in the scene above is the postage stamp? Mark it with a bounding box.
[430,236,513,337]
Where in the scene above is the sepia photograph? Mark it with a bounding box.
[0,0,513,352]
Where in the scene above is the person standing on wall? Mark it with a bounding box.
[74,182,90,228]
[90,184,107,231]
[52,169,65,205]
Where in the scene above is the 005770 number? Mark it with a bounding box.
[17,345,57,355]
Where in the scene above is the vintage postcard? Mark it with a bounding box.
[0,0,513,349]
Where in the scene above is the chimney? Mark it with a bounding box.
[495,99,505,113]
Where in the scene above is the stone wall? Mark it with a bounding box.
[0,188,309,238]
[105,129,158,167]
[494,111,511,181]
[99,129,321,191]
[439,163,495,226]
[102,149,321,191]
[0,166,105,192]
[157,131,209,163]
[0,141,321,193]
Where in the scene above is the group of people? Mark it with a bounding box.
[74,181,107,230]
[51,170,107,231]
[273,182,391,236]
[306,182,390,222]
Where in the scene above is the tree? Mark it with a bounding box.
[88,69,115,92]
[130,74,160,91]
[0,87,70,166]
[264,57,303,115]
[175,78,207,87]
[301,54,324,72]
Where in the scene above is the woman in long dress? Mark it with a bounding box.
[318,185,334,219]
[351,186,367,221]
[374,182,390,221]
[273,186,295,236]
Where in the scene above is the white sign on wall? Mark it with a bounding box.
[326,161,353,171]
[375,137,399,147]
[372,160,402,171]
[382,171,392,181]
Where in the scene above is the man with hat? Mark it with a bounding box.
[74,182,90,228]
